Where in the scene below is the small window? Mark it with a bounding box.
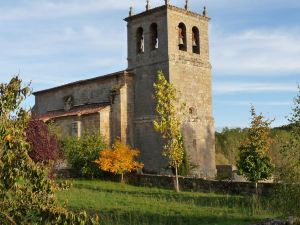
[189,107,197,117]
[71,121,81,137]
[178,23,187,51]
[192,27,200,54]
[136,27,144,54]
[150,23,158,50]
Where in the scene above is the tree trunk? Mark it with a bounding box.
[121,173,124,183]
[175,166,180,192]
[255,182,258,195]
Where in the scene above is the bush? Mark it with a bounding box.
[0,76,99,224]
[26,119,60,163]
[271,184,300,217]
[61,133,106,178]
[94,139,143,182]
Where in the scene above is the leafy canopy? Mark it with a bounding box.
[0,76,99,224]
[279,85,300,183]
[95,139,143,181]
[153,71,184,169]
[61,133,107,179]
[237,106,274,183]
[26,119,60,163]
[153,71,185,192]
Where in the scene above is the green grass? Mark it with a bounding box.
[57,180,278,225]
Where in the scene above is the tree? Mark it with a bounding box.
[237,106,274,192]
[279,85,300,183]
[95,139,143,182]
[215,127,248,165]
[274,86,300,216]
[26,119,60,163]
[61,133,107,178]
[0,76,99,224]
[153,70,184,192]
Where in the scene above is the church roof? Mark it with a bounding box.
[33,70,132,95]
[35,103,109,122]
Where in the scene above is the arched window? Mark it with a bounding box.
[150,23,158,50]
[136,27,144,54]
[178,23,187,51]
[192,27,200,54]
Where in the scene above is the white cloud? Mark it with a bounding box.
[213,82,298,94]
[0,0,136,21]
[211,28,300,76]
[0,25,125,58]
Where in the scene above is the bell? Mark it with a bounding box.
[193,40,197,47]
[179,37,184,45]
[155,38,159,49]
[139,38,144,53]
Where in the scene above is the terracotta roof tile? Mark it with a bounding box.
[35,103,110,122]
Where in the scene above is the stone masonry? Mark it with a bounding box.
[33,2,216,178]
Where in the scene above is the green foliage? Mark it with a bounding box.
[271,184,300,217]
[153,71,184,191]
[215,127,248,165]
[61,133,107,178]
[215,126,292,167]
[178,148,190,176]
[0,76,99,224]
[237,106,274,183]
[57,180,278,225]
[278,86,300,183]
[273,86,300,216]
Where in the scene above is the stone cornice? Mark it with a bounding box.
[167,5,210,21]
[124,4,210,22]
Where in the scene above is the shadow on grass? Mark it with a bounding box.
[70,207,259,225]
[74,183,260,210]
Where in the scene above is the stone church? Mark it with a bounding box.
[33,1,216,178]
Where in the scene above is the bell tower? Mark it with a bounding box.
[125,1,216,178]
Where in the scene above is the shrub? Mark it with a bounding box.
[272,86,300,217]
[0,76,99,224]
[61,133,106,178]
[26,119,60,163]
[94,139,143,182]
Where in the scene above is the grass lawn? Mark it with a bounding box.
[57,180,278,225]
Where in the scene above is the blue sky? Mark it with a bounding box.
[0,0,299,129]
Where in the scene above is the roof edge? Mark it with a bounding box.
[124,4,210,22]
[33,69,133,95]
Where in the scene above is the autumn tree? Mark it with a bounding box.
[237,106,274,192]
[0,76,99,224]
[95,139,143,182]
[26,119,60,163]
[153,70,184,192]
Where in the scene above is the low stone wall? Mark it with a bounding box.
[124,174,277,195]
[56,169,277,195]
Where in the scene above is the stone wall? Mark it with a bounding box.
[34,72,126,115]
[125,5,216,177]
[123,174,276,195]
[53,113,100,137]
[55,170,276,196]
[126,6,171,173]
[34,72,134,146]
